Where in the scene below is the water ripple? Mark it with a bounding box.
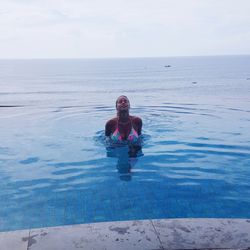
[1,57,250,231]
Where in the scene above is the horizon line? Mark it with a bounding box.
[0,53,250,60]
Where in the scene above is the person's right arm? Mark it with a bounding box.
[105,119,116,136]
[105,122,111,136]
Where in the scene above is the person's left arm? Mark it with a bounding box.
[133,117,142,135]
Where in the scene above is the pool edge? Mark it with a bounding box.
[0,218,250,249]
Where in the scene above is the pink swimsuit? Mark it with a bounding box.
[111,119,139,144]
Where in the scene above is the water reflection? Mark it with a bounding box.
[106,144,143,181]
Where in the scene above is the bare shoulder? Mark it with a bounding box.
[130,116,142,135]
[130,116,142,125]
[105,117,117,136]
[105,117,117,127]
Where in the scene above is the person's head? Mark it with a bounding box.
[116,95,130,112]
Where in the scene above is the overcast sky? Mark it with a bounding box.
[0,0,250,58]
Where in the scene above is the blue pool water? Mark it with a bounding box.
[0,56,250,232]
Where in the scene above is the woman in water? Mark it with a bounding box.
[105,95,142,145]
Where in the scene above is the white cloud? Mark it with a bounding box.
[0,0,250,58]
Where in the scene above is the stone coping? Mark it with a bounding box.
[0,219,250,250]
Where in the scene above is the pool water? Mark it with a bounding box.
[0,56,250,232]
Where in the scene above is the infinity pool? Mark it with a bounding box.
[0,56,250,232]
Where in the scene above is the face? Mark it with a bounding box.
[116,96,130,112]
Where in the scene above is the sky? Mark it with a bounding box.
[0,0,250,59]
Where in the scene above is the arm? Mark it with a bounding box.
[133,117,142,135]
[105,119,116,136]
[105,121,111,136]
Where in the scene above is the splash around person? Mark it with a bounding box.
[105,95,142,145]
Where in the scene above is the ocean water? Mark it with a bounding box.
[0,56,250,232]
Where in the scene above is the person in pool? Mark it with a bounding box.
[105,95,142,145]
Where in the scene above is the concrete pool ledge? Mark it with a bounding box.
[0,219,250,250]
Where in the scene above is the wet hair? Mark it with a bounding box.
[115,95,130,108]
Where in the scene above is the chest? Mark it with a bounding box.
[117,123,132,139]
